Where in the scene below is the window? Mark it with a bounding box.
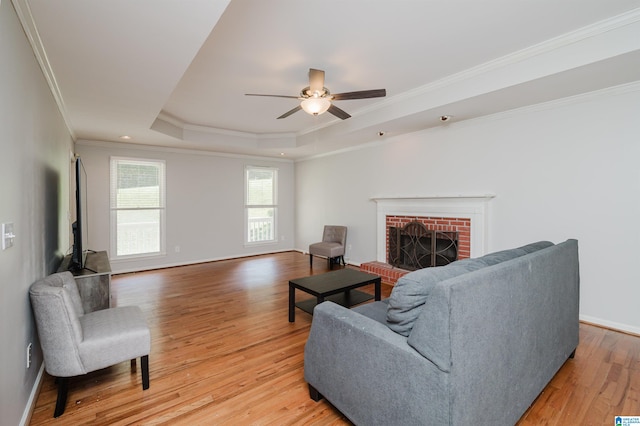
[245,166,277,244]
[110,157,166,258]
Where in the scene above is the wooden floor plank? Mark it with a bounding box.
[28,252,640,425]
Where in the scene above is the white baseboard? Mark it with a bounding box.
[112,249,296,275]
[580,314,640,336]
[20,363,45,426]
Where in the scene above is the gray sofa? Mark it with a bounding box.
[304,239,579,425]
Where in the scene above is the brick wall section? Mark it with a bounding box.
[360,215,471,285]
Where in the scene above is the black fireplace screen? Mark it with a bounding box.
[388,221,458,271]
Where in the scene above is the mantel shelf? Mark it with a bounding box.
[371,194,495,201]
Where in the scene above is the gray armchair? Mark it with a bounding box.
[29,271,151,417]
[309,225,347,268]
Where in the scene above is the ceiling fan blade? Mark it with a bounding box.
[327,104,351,120]
[331,89,386,101]
[277,105,302,119]
[245,93,299,99]
[308,68,325,94]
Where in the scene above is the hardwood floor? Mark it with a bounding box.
[29,252,640,425]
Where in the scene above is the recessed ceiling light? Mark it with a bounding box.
[280,152,285,156]
[119,135,131,140]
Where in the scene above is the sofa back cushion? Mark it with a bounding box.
[405,241,555,371]
[386,262,484,336]
[386,241,554,337]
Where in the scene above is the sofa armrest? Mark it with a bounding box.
[304,301,449,426]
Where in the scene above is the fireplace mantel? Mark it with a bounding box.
[371,194,495,202]
[372,195,495,262]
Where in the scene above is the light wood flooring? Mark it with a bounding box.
[29,251,640,425]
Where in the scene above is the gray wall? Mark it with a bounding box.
[0,1,74,424]
[295,84,640,334]
[75,141,295,273]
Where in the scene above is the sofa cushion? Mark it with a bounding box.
[386,241,554,336]
[476,241,553,266]
[309,241,344,258]
[386,262,484,336]
[353,299,390,325]
[519,240,554,253]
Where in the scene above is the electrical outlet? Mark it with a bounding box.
[2,223,15,250]
[26,343,32,369]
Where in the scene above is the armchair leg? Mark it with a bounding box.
[309,254,313,267]
[54,377,69,418]
[308,384,324,402]
[327,256,345,269]
[141,355,150,390]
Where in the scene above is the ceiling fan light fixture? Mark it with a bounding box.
[245,68,386,120]
[300,97,331,116]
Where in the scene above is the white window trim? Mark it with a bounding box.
[244,165,278,246]
[110,156,166,260]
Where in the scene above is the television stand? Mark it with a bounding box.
[58,251,112,313]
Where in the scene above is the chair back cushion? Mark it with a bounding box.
[29,272,86,376]
[322,226,347,245]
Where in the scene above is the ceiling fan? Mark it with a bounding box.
[246,68,386,120]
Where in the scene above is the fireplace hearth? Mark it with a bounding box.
[388,221,458,271]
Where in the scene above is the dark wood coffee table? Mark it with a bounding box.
[288,268,381,322]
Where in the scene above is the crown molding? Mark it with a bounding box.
[155,111,296,140]
[464,80,640,127]
[382,7,640,106]
[75,139,294,162]
[11,0,76,140]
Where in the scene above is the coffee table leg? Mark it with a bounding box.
[375,279,381,301]
[289,283,295,322]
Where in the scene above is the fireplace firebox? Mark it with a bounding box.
[388,221,458,271]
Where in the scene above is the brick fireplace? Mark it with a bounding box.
[361,196,493,285]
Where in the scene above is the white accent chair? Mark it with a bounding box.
[309,225,348,269]
[29,271,150,417]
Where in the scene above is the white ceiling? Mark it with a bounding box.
[13,0,640,159]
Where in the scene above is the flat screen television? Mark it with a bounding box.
[70,156,89,271]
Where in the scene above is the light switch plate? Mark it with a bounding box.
[2,223,15,250]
